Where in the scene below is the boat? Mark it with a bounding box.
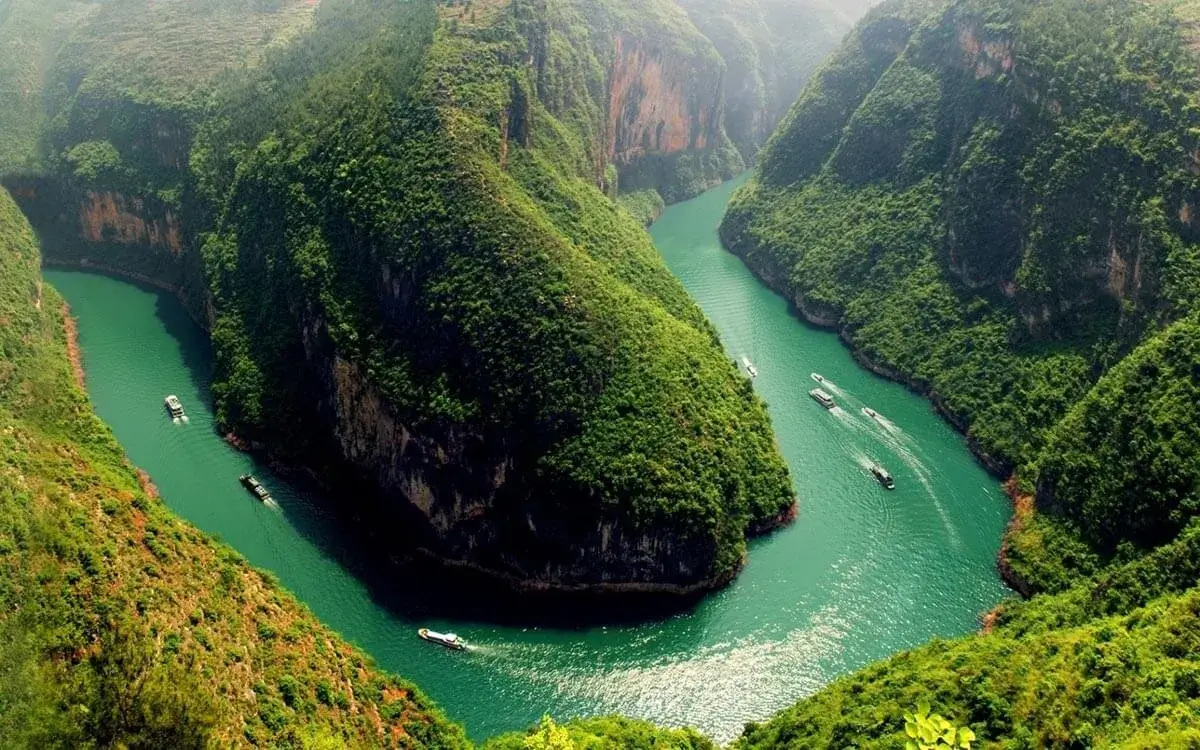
[164,394,185,419]
[418,628,466,650]
[239,474,272,502]
[809,388,836,409]
[863,407,880,420]
[742,357,758,379]
[870,463,896,490]
[811,373,826,385]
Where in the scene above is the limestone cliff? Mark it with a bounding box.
[675,0,878,161]
[76,190,183,252]
[606,35,721,165]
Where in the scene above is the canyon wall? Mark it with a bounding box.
[13,0,808,596]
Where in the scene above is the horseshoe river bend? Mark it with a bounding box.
[45,177,1011,743]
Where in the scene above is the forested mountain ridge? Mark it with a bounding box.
[192,0,801,595]
[710,0,1200,744]
[723,0,1200,590]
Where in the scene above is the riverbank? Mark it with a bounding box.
[62,303,85,389]
[720,236,1029,601]
[43,257,212,330]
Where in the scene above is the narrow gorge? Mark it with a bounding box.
[6,0,1200,746]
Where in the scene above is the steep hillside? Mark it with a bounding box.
[722,0,1200,589]
[4,0,318,322]
[0,0,93,174]
[674,0,877,162]
[0,185,467,748]
[735,582,1200,747]
[193,0,794,595]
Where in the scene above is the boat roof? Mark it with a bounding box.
[811,388,833,398]
[426,630,459,640]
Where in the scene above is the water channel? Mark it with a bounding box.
[45,177,1011,742]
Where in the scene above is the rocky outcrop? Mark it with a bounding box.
[8,177,213,328]
[606,36,721,165]
[77,190,183,253]
[297,308,753,596]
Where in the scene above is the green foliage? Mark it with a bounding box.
[720,1,1200,746]
[904,703,975,749]
[1034,317,1200,554]
[616,189,666,226]
[62,140,124,182]
[195,0,793,586]
[736,584,1200,749]
[723,0,1200,581]
[0,0,93,175]
[484,715,717,750]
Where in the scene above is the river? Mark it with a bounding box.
[44,177,1011,743]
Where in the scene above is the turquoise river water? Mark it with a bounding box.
[45,177,1011,743]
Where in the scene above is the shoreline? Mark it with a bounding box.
[720,238,1032,604]
[219,429,797,606]
[43,257,211,331]
[62,303,86,390]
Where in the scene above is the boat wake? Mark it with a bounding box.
[172,417,181,425]
[850,409,959,546]
[831,406,871,435]
[811,373,846,398]
[878,433,958,544]
[850,451,875,473]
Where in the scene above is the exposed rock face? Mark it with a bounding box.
[675,0,875,161]
[78,190,183,253]
[297,304,746,595]
[606,36,720,165]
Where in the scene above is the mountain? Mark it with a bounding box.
[722,0,1200,591]
[17,0,1200,744]
[717,0,1200,744]
[0,0,881,599]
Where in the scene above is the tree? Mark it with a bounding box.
[904,702,976,750]
[523,716,576,750]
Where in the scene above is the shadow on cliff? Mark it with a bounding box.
[141,276,714,630]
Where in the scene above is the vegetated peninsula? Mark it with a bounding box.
[718,0,1200,744]
[1,0,870,598]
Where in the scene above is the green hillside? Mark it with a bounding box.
[0,0,93,175]
[195,0,794,591]
[0,186,467,748]
[713,0,1200,745]
[723,0,1200,585]
[13,0,1200,745]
